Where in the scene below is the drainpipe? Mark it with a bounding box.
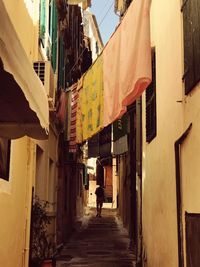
[28,187,34,267]
[174,123,192,267]
[136,98,142,267]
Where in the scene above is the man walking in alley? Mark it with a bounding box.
[95,185,105,217]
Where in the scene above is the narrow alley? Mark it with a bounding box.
[1,0,200,267]
[56,209,136,267]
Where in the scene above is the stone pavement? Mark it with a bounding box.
[56,208,136,267]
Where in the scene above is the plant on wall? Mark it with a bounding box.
[29,196,55,267]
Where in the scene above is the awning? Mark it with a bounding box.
[0,0,49,140]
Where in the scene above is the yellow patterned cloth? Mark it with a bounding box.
[76,55,103,142]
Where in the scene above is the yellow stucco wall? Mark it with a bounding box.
[35,127,58,203]
[142,1,184,266]
[182,83,200,212]
[0,2,57,266]
[0,124,59,267]
[181,65,200,266]
[34,127,58,240]
[0,137,34,267]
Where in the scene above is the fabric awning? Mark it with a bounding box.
[0,0,49,139]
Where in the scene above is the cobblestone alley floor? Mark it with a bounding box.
[56,208,136,267]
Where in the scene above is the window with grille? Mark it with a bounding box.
[33,62,45,84]
[0,138,11,181]
[146,49,156,143]
[182,0,200,94]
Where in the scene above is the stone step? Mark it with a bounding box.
[56,209,136,267]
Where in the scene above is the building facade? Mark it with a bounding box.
[55,1,97,244]
[142,1,200,266]
[114,0,200,266]
[0,1,59,266]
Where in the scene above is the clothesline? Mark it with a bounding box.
[58,0,152,153]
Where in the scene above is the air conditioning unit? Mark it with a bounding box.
[33,61,55,107]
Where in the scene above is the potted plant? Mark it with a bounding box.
[29,196,55,267]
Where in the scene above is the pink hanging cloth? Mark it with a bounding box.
[103,0,152,126]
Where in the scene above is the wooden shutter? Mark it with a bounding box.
[50,0,58,72]
[39,0,46,46]
[186,213,200,267]
[146,49,156,143]
[183,0,200,94]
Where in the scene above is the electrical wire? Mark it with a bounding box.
[98,1,115,27]
[66,0,115,78]
[94,0,113,21]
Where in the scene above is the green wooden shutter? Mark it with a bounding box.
[50,0,58,72]
[183,0,200,94]
[39,0,46,46]
[146,49,156,143]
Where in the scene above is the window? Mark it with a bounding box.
[146,49,156,143]
[39,0,58,72]
[182,0,200,94]
[48,158,55,211]
[58,35,65,88]
[0,138,11,181]
[35,145,44,198]
[185,212,200,266]
[95,41,99,55]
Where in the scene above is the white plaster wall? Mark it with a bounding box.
[86,13,103,62]
[88,180,97,207]
[88,23,98,61]
[142,1,185,266]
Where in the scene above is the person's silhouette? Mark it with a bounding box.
[95,185,105,217]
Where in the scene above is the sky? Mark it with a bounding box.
[90,0,119,45]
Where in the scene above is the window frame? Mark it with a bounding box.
[146,48,157,143]
[0,138,11,181]
[182,0,200,94]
